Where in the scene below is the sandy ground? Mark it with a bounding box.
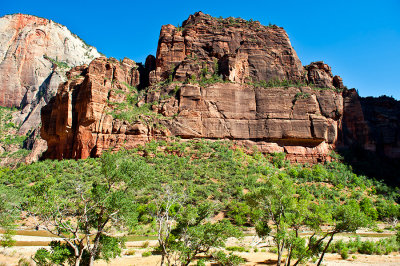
[2,246,400,265]
[1,233,400,265]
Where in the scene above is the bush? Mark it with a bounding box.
[125,249,136,256]
[226,246,248,252]
[142,251,152,257]
[17,258,32,266]
[212,251,245,266]
[359,241,375,255]
[340,248,349,259]
[141,241,150,248]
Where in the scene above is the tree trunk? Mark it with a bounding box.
[277,240,284,266]
[317,233,335,266]
[75,256,81,266]
[88,255,95,266]
[160,253,165,266]
[286,245,292,266]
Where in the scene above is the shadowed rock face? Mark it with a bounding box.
[341,90,400,159]
[0,14,101,133]
[41,57,343,163]
[154,11,304,84]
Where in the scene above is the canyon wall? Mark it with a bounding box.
[39,12,400,163]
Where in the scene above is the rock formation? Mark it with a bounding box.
[341,90,400,159]
[41,56,343,163]
[0,13,101,132]
[39,11,400,164]
[0,13,101,164]
[153,12,304,84]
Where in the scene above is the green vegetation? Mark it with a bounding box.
[0,140,399,265]
[186,60,229,87]
[0,106,30,167]
[328,236,400,256]
[294,92,311,102]
[248,78,344,92]
[107,82,167,125]
[43,54,70,69]
[27,152,140,265]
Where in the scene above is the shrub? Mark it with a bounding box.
[359,241,375,255]
[141,241,150,248]
[226,246,248,252]
[142,251,152,257]
[212,251,245,266]
[125,249,136,256]
[340,248,349,260]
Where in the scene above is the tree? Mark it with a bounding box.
[246,174,297,266]
[315,200,369,266]
[28,152,148,266]
[0,185,19,248]
[152,185,184,266]
[152,188,242,266]
[173,220,241,266]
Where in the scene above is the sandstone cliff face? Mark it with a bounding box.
[43,12,394,164]
[42,57,343,163]
[0,14,101,165]
[153,12,304,84]
[41,58,144,159]
[341,90,400,159]
[0,14,101,133]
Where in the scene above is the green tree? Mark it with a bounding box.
[0,185,19,248]
[316,200,370,266]
[28,152,148,266]
[172,220,242,266]
[246,174,297,266]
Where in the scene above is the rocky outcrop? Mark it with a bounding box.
[153,11,304,84]
[304,61,344,90]
[41,57,145,159]
[0,14,101,134]
[41,57,343,162]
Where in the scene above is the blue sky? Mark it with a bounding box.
[2,0,400,99]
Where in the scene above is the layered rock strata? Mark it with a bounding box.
[42,11,399,163]
[41,58,343,162]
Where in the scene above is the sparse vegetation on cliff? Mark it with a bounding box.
[0,107,30,167]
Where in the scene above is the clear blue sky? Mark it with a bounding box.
[2,0,400,99]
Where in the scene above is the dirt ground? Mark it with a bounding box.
[2,248,400,265]
[1,233,400,265]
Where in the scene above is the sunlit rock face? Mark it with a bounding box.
[42,11,400,164]
[41,57,343,163]
[0,13,101,133]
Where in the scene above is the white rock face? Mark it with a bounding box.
[0,13,102,134]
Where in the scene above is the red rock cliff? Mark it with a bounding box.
[41,12,351,163]
[41,57,343,163]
